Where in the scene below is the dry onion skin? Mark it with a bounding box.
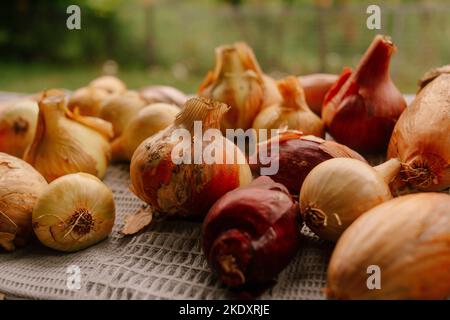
[112,103,180,162]
[0,153,48,251]
[388,74,450,192]
[139,85,187,107]
[99,90,146,138]
[300,157,400,241]
[0,99,38,158]
[130,97,252,218]
[252,76,325,140]
[68,86,110,117]
[327,193,450,300]
[198,42,281,130]
[89,75,127,95]
[32,173,115,252]
[24,92,113,182]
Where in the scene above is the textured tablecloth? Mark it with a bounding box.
[0,93,420,300]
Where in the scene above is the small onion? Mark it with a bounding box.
[68,86,110,117]
[299,158,400,241]
[89,75,127,95]
[139,85,187,107]
[32,173,115,252]
[0,153,48,251]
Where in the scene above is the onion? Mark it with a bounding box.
[388,74,450,192]
[298,73,338,116]
[112,103,180,162]
[0,99,38,158]
[299,157,400,241]
[322,35,406,153]
[68,86,110,117]
[139,85,187,107]
[0,153,48,251]
[203,176,300,289]
[327,193,450,299]
[33,173,115,252]
[99,91,146,138]
[130,97,252,218]
[418,64,450,91]
[252,76,325,140]
[251,130,366,195]
[198,42,281,130]
[24,92,113,182]
[89,75,126,95]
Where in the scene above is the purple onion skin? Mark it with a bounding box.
[202,176,301,290]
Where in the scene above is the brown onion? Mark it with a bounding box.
[139,85,187,107]
[388,74,450,192]
[327,193,450,299]
[0,153,48,251]
[89,75,126,95]
[298,73,338,116]
[68,86,110,117]
[322,35,406,153]
[130,97,252,218]
[250,130,366,195]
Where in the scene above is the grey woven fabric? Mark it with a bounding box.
[0,165,332,300]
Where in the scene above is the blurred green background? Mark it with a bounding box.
[0,0,449,94]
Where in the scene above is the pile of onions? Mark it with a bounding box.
[24,91,113,182]
[112,103,180,162]
[130,97,252,218]
[327,193,450,299]
[0,99,39,158]
[250,130,366,195]
[388,74,450,192]
[252,76,325,140]
[140,85,187,107]
[322,35,406,153]
[0,153,48,251]
[198,42,281,130]
[99,90,147,138]
[299,158,400,241]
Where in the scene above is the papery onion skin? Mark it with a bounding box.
[112,103,179,162]
[388,74,450,192]
[32,173,115,252]
[0,99,38,158]
[299,158,399,242]
[68,86,110,117]
[99,91,146,138]
[24,93,112,182]
[251,131,366,195]
[198,42,281,131]
[202,176,301,289]
[327,193,450,300]
[322,35,406,153]
[0,153,48,251]
[298,73,338,116]
[140,85,187,107]
[130,97,253,218]
[252,76,325,140]
[89,75,126,95]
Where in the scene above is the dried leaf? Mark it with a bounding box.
[121,206,153,235]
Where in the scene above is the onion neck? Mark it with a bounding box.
[354,35,395,86]
[277,76,311,112]
[374,158,401,185]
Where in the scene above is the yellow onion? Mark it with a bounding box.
[300,158,400,241]
[99,91,146,138]
[32,173,115,252]
[0,153,47,251]
[68,86,110,117]
[89,75,126,95]
[198,42,281,130]
[140,85,187,107]
[327,193,450,300]
[252,76,325,141]
[130,97,252,218]
[112,103,180,162]
[388,74,450,192]
[0,99,38,158]
[24,92,113,182]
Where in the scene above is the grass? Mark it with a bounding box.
[0,63,205,94]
